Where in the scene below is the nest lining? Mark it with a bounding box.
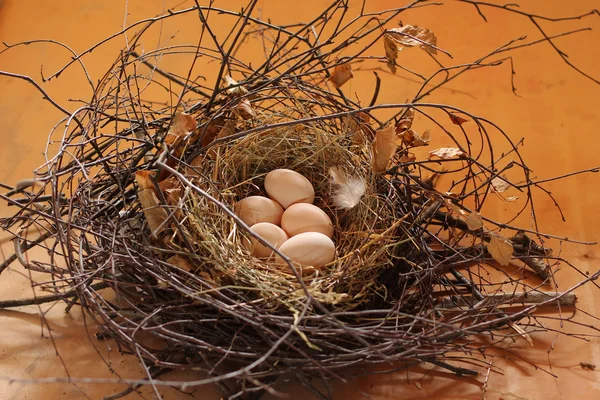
[153,121,402,311]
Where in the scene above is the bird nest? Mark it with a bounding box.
[1,1,599,399]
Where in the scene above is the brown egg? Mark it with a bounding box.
[264,169,315,209]
[234,196,284,226]
[243,222,289,258]
[275,232,336,268]
[281,203,334,238]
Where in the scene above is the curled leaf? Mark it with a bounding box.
[329,63,353,88]
[135,171,155,191]
[428,147,466,160]
[487,235,514,266]
[236,98,257,120]
[386,25,438,55]
[208,121,237,162]
[449,112,469,125]
[138,188,168,238]
[399,129,430,147]
[395,108,414,134]
[491,176,510,193]
[224,75,249,95]
[164,113,197,150]
[372,126,397,173]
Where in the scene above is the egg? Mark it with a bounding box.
[275,232,336,268]
[264,169,315,209]
[243,222,289,258]
[234,196,284,226]
[281,203,334,238]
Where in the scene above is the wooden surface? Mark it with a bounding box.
[1,1,599,399]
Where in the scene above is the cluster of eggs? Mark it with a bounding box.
[234,169,335,268]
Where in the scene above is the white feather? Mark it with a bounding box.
[329,167,366,210]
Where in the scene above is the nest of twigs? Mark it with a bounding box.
[1,1,599,399]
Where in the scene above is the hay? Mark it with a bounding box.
[167,122,401,311]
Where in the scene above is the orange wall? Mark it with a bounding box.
[1,1,599,399]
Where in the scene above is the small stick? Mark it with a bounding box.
[439,291,577,309]
[0,282,109,309]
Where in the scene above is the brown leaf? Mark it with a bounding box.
[329,63,353,88]
[135,171,155,191]
[138,188,168,238]
[236,98,257,120]
[356,112,371,123]
[428,147,466,160]
[372,126,397,173]
[167,255,196,272]
[400,129,430,147]
[386,25,437,54]
[465,212,483,230]
[164,113,196,149]
[395,108,414,134]
[200,117,226,147]
[400,153,416,163]
[449,113,469,125]
[491,176,510,193]
[487,235,514,266]
[208,121,237,163]
[158,176,178,192]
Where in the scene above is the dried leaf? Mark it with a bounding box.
[356,112,371,123]
[487,235,514,266]
[400,153,416,163]
[200,117,226,147]
[429,147,466,160]
[236,98,257,120]
[491,176,510,193]
[167,255,196,272]
[449,112,469,125]
[505,195,519,202]
[158,176,178,192]
[415,382,422,390]
[386,25,437,54]
[383,34,399,73]
[138,188,168,237]
[465,212,483,230]
[400,129,430,147]
[223,75,248,95]
[329,63,353,88]
[164,113,196,149]
[135,171,155,191]
[395,109,414,134]
[445,199,462,215]
[329,167,366,209]
[372,126,397,173]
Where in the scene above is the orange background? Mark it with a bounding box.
[1,1,599,399]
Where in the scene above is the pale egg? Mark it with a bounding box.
[243,222,289,258]
[281,203,334,238]
[264,169,315,209]
[234,196,284,226]
[275,232,336,268]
